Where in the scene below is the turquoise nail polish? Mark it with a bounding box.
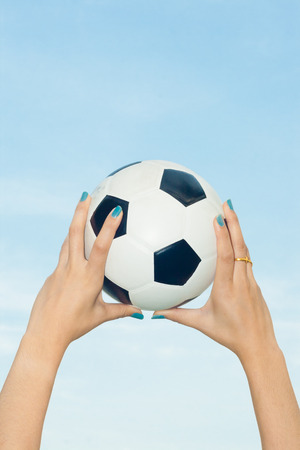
[80,192,88,202]
[227,199,234,210]
[217,215,224,227]
[131,312,144,320]
[151,315,166,319]
[112,205,122,218]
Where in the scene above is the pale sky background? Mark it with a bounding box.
[1,1,300,449]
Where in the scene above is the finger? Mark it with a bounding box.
[246,247,255,282]
[57,234,69,268]
[102,303,144,321]
[213,214,234,284]
[223,200,248,278]
[88,206,123,273]
[68,192,91,262]
[151,305,212,335]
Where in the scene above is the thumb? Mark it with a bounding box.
[152,305,212,333]
[104,303,144,321]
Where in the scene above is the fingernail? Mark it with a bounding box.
[112,205,122,218]
[216,214,225,227]
[130,312,144,320]
[80,192,88,202]
[227,199,234,210]
[151,315,166,319]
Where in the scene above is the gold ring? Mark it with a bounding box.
[235,257,253,265]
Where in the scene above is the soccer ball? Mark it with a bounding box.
[84,160,223,311]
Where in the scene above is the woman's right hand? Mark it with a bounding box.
[152,199,279,364]
[25,192,143,353]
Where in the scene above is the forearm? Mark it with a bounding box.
[240,344,300,449]
[0,333,66,450]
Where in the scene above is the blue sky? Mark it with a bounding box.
[1,1,299,448]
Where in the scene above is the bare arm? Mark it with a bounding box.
[152,199,300,449]
[240,345,300,449]
[0,194,143,450]
[0,335,65,449]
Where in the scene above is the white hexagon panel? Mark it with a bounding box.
[127,189,186,251]
[105,235,153,291]
[107,160,163,202]
[130,282,185,311]
[184,200,223,260]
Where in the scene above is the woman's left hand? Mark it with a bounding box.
[25,192,143,351]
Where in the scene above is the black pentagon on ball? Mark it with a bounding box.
[160,169,206,206]
[90,195,128,238]
[154,239,201,286]
[107,161,142,177]
[103,276,132,305]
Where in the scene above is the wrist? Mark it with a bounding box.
[238,341,283,375]
[20,332,67,375]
